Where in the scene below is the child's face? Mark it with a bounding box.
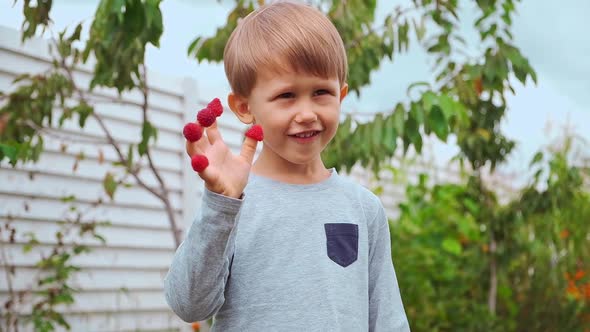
[243,67,348,168]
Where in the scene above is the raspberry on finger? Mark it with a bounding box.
[191,154,209,172]
[245,124,264,141]
[207,98,223,117]
[183,123,203,142]
[197,108,216,127]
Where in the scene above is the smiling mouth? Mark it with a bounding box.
[289,130,321,138]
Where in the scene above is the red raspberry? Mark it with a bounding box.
[207,98,223,117]
[183,123,203,142]
[191,154,209,172]
[245,124,264,141]
[197,108,216,127]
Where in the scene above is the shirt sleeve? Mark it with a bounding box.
[164,188,243,322]
[368,205,411,332]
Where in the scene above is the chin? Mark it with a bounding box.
[283,153,324,166]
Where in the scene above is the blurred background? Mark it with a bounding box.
[0,0,588,331]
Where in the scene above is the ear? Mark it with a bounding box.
[339,84,349,103]
[228,93,254,124]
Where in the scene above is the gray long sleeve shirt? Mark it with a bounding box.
[164,169,410,331]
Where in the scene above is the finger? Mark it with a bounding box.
[205,121,223,145]
[240,136,259,165]
[197,164,220,186]
[185,140,205,157]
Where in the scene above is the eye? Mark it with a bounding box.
[276,92,295,99]
[313,89,331,96]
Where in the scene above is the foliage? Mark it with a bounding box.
[18,0,53,42]
[1,198,109,332]
[387,170,499,331]
[189,0,536,173]
[86,0,163,92]
[390,138,590,331]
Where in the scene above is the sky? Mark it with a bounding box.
[1,0,589,183]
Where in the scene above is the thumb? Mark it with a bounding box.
[240,136,259,165]
[240,125,263,164]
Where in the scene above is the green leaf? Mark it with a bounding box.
[23,243,34,253]
[60,195,76,202]
[530,151,543,166]
[393,104,405,137]
[0,143,17,162]
[412,17,426,41]
[422,91,437,111]
[438,94,455,119]
[73,245,90,254]
[410,102,425,125]
[429,107,448,141]
[188,2,254,63]
[54,313,71,328]
[126,144,134,169]
[75,103,93,127]
[187,36,202,57]
[383,114,398,154]
[138,121,157,156]
[442,237,462,255]
[462,198,479,215]
[407,81,430,97]
[103,172,117,200]
[68,23,83,42]
[476,128,491,141]
[94,233,107,244]
[404,111,422,153]
[372,113,384,149]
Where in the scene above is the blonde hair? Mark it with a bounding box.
[223,0,348,97]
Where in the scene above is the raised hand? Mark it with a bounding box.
[183,99,262,199]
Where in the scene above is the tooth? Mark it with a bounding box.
[294,131,316,138]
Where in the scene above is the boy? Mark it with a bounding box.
[164,1,410,331]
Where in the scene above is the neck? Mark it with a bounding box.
[251,147,331,184]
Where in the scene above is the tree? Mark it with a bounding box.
[390,135,590,331]
[189,0,535,174]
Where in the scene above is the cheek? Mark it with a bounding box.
[321,106,341,124]
[257,115,286,139]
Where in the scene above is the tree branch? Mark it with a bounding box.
[488,238,497,314]
[87,94,211,111]
[344,6,416,50]
[0,234,17,332]
[476,170,497,315]
[23,119,111,145]
[48,38,183,248]
[57,45,166,209]
[139,64,181,248]
[139,65,167,190]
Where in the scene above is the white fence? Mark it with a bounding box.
[0,24,237,331]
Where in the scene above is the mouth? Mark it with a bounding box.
[288,130,321,143]
[289,130,321,138]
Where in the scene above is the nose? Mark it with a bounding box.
[294,102,317,124]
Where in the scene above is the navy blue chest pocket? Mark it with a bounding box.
[324,223,359,267]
